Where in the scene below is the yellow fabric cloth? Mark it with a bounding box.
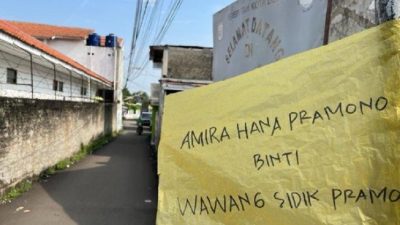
[157,20,400,225]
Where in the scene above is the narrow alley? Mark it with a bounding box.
[0,121,158,225]
[1,1,399,225]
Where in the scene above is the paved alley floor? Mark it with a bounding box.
[0,120,158,225]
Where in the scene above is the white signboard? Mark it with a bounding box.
[212,0,328,80]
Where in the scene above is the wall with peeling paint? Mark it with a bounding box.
[0,98,114,195]
[328,0,399,42]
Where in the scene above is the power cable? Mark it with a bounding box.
[125,0,184,86]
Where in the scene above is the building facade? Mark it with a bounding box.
[212,0,397,81]
[0,20,127,195]
[0,20,124,129]
[150,45,213,80]
[0,20,112,101]
[149,45,213,148]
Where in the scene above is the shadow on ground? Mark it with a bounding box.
[0,121,158,225]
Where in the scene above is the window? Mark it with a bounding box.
[53,80,64,92]
[81,87,87,96]
[6,68,17,84]
[58,81,64,92]
[53,80,58,91]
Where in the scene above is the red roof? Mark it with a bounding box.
[0,20,111,85]
[7,21,93,40]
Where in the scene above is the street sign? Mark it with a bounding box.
[213,0,328,80]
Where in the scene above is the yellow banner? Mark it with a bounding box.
[157,20,400,225]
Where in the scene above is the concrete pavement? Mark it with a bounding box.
[0,120,158,225]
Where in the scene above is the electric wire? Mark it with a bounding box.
[125,0,184,87]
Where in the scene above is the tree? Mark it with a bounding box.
[132,91,150,112]
[122,87,131,99]
[131,91,149,102]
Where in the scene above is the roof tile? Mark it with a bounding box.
[0,20,111,85]
[7,21,93,40]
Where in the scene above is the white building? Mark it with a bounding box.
[0,20,124,129]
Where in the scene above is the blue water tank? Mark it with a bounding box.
[87,33,100,46]
[105,33,117,47]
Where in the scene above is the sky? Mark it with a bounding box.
[0,0,234,93]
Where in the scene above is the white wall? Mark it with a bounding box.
[115,47,124,130]
[44,39,87,63]
[0,49,102,102]
[45,38,124,130]
[46,39,116,82]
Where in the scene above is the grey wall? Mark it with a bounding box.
[328,0,378,42]
[328,0,398,42]
[166,47,212,81]
[0,98,115,194]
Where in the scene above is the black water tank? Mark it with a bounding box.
[87,33,100,46]
[105,33,117,47]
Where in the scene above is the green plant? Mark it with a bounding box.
[47,132,118,174]
[1,131,120,203]
[0,179,32,203]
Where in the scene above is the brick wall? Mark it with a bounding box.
[0,97,114,194]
